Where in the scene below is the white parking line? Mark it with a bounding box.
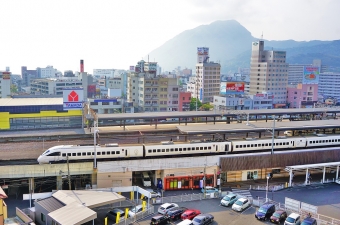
[241,206,253,214]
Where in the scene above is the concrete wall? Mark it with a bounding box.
[0,162,93,179]
[97,171,132,188]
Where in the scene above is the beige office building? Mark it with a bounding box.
[249,41,288,107]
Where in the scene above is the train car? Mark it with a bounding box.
[37,144,144,164]
[144,141,231,157]
[305,134,340,148]
[230,136,307,153]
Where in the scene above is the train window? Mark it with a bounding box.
[208,146,211,150]
[102,152,106,155]
[111,151,115,154]
[338,139,340,142]
[162,149,165,152]
[265,143,268,146]
[175,148,178,151]
[87,152,91,155]
[254,144,257,147]
[326,140,328,143]
[166,149,169,152]
[204,147,207,150]
[170,148,174,152]
[77,153,81,156]
[196,147,199,150]
[179,148,182,151]
[92,152,95,155]
[243,145,246,148]
[107,151,110,155]
[148,150,152,153]
[247,144,250,147]
[200,147,203,150]
[62,153,66,157]
[280,143,282,145]
[251,144,254,147]
[153,149,156,153]
[97,152,101,155]
[157,149,161,152]
[82,152,86,156]
[72,153,76,156]
[116,151,120,154]
[323,140,325,143]
[68,153,71,156]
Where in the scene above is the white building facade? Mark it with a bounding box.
[37,66,58,78]
[0,72,11,98]
[319,72,340,99]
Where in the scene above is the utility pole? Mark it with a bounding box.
[271,115,276,155]
[67,156,71,190]
[94,120,97,169]
[203,165,206,198]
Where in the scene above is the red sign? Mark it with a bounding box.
[68,90,79,101]
[226,82,245,93]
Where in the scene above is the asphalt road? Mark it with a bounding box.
[136,199,282,225]
[250,183,340,220]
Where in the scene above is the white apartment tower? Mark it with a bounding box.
[188,47,221,103]
[249,41,288,106]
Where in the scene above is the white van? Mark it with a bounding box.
[142,172,151,187]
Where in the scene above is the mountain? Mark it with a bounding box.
[146,20,339,73]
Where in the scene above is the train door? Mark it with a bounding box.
[225,144,229,152]
[124,148,128,157]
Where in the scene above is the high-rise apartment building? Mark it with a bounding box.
[288,59,327,85]
[187,47,221,103]
[249,41,288,107]
[0,72,11,98]
[37,66,57,78]
[21,66,37,86]
[319,72,340,99]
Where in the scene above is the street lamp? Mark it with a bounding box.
[39,137,45,150]
[266,175,269,202]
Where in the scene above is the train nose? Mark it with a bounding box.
[37,155,43,164]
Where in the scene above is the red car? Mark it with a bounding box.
[181,209,201,220]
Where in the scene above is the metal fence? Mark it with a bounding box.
[115,206,155,225]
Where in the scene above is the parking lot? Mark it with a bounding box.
[135,199,285,225]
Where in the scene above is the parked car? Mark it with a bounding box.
[232,198,250,212]
[106,208,125,223]
[201,186,218,194]
[158,203,179,215]
[165,207,187,221]
[220,193,238,207]
[144,188,161,199]
[181,209,201,220]
[285,213,301,225]
[150,215,170,225]
[301,217,317,225]
[128,204,149,218]
[178,219,194,225]
[192,214,214,225]
[270,210,288,224]
[255,203,275,221]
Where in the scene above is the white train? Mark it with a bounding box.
[37,134,340,164]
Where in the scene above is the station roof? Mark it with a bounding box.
[286,161,340,170]
[0,98,63,106]
[48,190,125,225]
[177,119,340,134]
[90,108,340,120]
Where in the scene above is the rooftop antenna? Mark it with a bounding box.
[260,32,263,40]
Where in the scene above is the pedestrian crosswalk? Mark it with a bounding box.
[231,188,253,198]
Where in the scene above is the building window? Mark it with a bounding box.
[41,213,46,222]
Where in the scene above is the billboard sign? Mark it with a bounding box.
[63,88,84,110]
[303,66,319,84]
[226,82,245,94]
[197,47,209,55]
[199,88,203,101]
[0,71,11,79]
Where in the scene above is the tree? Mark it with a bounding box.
[190,98,202,111]
[10,84,18,93]
[200,103,214,111]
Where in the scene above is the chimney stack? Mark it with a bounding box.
[80,59,84,72]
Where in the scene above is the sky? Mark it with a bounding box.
[1,0,339,75]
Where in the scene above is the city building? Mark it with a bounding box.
[93,69,115,78]
[88,98,133,114]
[214,95,253,110]
[0,71,11,98]
[250,93,273,110]
[37,66,58,78]
[21,66,37,86]
[287,84,318,108]
[64,70,75,77]
[187,47,221,103]
[249,40,288,108]
[0,98,82,130]
[319,72,340,100]
[288,59,327,85]
[30,77,83,95]
[127,60,180,112]
[179,92,191,111]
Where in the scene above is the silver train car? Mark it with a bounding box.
[37,134,340,164]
